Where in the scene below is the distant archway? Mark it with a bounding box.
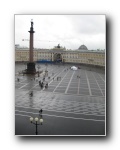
[54,53,62,62]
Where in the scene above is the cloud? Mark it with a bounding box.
[15,15,105,50]
[67,15,105,35]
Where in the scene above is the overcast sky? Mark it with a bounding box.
[15,15,105,50]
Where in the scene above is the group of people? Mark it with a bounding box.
[39,80,48,89]
[57,76,61,81]
[77,75,81,78]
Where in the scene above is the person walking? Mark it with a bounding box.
[41,82,44,88]
[39,109,43,118]
[29,91,33,97]
[39,109,43,113]
[41,83,43,89]
[39,80,41,86]
[45,82,48,89]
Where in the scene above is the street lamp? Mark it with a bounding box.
[45,63,48,76]
[45,63,48,71]
[37,65,40,72]
[30,117,43,135]
[24,62,26,70]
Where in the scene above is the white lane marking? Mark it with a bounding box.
[18,78,27,83]
[85,70,92,96]
[53,70,70,92]
[97,73,105,82]
[41,67,68,91]
[15,114,31,118]
[29,68,64,91]
[16,110,38,115]
[15,107,105,117]
[15,78,27,84]
[43,113,105,122]
[40,90,105,98]
[47,68,55,75]
[18,83,29,89]
[29,83,39,90]
[65,71,75,94]
[92,72,104,96]
[15,111,105,122]
[15,77,27,83]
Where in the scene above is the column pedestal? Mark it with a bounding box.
[25,62,36,74]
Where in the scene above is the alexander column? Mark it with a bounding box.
[26,19,36,74]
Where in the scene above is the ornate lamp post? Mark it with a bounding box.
[45,63,48,71]
[45,63,48,76]
[30,117,43,135]
[24,62,26,70]
[37,65,40,72]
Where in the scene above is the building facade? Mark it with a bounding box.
[15,45,105,67]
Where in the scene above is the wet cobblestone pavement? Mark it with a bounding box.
[15,63,105,135]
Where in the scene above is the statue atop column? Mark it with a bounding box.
[29,19,34,33]
[31,19,33,28]
[57,44,60,48]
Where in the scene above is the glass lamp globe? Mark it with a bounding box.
[30,117,33,122]
[40,118,43,123]
[35,117,38,122]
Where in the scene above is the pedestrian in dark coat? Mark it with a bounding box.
[29,91,33,97]
[39,109,43,118]
[39,80,41,85]
[45,83,48,88]
[39,109,43,113]
[41,82,44,88]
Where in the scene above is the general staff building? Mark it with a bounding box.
[15,44,105,67]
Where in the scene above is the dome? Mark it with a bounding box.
[78,45,88,50]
